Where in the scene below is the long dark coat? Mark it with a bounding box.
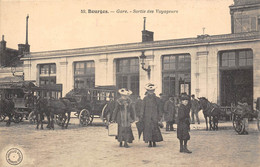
[140,93,163,143]
[112,97,135,143]
[177,104,190,140]
[164,100,176,122]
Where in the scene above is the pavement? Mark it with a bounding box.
[0,117,259,167]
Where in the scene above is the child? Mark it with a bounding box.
[177,95,192,153]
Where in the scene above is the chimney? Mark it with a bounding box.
[142,17,154,42]
[18,15,30,55]
[0,35,6,51]
[18,44,26,55]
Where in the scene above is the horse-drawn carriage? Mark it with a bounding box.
[0,81,37,124]
[65,86,117,126]
[0,81,63,126]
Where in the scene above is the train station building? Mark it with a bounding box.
[21,0,260,107]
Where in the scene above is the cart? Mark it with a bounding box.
[65,86,117,126]
[0,81,63,124]
[231,103,260,134]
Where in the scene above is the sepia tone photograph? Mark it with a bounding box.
[0,0,260,166]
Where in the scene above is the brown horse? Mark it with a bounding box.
[35,97,72,130]
[198,97,224,130]
[0,98,15,126]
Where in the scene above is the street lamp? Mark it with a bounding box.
[11,65,24,80]
[139,51,151,80]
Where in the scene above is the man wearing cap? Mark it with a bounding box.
[164,95,176,131]
[177,95,192,153]
[190,94,200,124]
[140,83,163,147]
[112,88,135,148]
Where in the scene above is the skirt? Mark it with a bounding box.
[116,124,134,143]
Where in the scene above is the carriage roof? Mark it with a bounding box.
[0,81,62,95]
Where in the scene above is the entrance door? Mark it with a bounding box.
[220,69,253,106]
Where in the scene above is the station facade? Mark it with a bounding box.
[22,0,260,107]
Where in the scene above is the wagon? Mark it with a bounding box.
[65,86,117,126]
[0,81,63,124]
[231,101,260,134]
[0,81,36,123]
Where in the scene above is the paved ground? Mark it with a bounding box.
[0,115,259,167]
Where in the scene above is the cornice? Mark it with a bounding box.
[22,32,260,60]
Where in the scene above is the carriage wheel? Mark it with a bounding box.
[13,113,24,123]
[0,114,6,122]
[79,109,91,126]
[232,114,245,134]
[28,111,37,124]
[89,114,94,124]
[101,104,108,123]
[55,114,66,126]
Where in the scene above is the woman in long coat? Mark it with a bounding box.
[177,95,192,153]
[112,88,135,148]
[140,83,163,147]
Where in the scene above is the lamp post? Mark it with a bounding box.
[139,51,151,80]
[11,66,24,80]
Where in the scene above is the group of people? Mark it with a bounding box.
[111,83,196,154]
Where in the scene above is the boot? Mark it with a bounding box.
[152,142,156,147]
[124,142,129,148]
[180,144,183,153]
[183,145,192,153]
[148,141,152,147]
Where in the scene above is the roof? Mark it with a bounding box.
[0,81,35,89]
[22,31,260,60]
[0,81,62,92]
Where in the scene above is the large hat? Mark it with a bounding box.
[118,88,132,96]
[144,83,157,90]
[180,95,190,101]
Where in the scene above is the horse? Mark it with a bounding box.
[35,97,72,130]
[0,98,15,126]
[198,97,223,130]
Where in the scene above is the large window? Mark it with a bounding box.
[40,64,56,75]
[234,17,257,33]
[74,61,95,89]
[162,54,191,96]
[220,49,253,68]
[219,49,253,107]
[39,63,56,86]
[116,58,139,96]
[39,63,57,98]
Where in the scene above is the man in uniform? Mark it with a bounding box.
[190,94,200,124]
[164,95,176,131]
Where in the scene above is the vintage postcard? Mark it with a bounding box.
[0,0,259,166]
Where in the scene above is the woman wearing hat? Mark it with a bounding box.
[177,95,192,153]
[112,88,135,148]
[140,83,163,147]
